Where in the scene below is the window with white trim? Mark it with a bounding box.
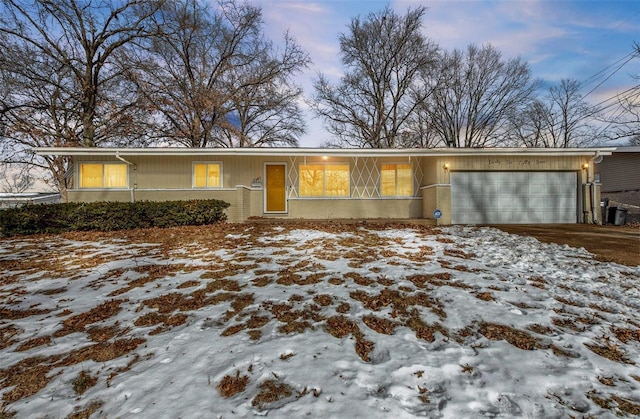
[79,163,128,188]
[299,164,350,197]
[193,162,222,188]
[381,163,412,196]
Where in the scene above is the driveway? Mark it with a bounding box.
[252,219,640,267]
[493,224,640,266]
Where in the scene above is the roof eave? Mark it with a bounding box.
[33,146,616,157]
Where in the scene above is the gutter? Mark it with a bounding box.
[115,152,137,203]
[34,146,618,158]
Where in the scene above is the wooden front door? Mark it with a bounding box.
[265,164,287,213]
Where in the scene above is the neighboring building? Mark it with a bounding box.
[34,147,614,225]
[0,192,61,209]
[595,146,640,206]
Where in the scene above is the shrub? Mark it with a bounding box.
[0,199,229,237]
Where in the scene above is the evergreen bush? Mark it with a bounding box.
[0,199,229,237]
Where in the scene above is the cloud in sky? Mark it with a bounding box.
[422,1,569,57]
[261,1,342,77]
[258,0,639,146]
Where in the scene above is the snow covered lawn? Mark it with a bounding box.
[1,223,639,418]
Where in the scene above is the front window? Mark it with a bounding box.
[193,163,222,188]
[79,163,128,188]
[381,164,412,196]
[299,164,350,197]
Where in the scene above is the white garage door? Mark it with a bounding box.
[451,171,578,224]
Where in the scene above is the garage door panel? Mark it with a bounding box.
[481,194,498,206]
[456,196,476,210]
[560,213,577,223]
[483,175,500,186]
[549,210,575,223]
[510,210,534,223]
[484,184,500,195]
[548,184,572,196]
[529,172,547,182]
[547,195,576,210]
[497,210,528,223]
[548,172,572,183]
[542,196,561,209]
[526,211,546,224]
[498,196,527,209]
[459,175,477,187]
[458,213,478,224]
[528,196,547,210]
[529,183,547,194]
[502,184,519,195]
[451,171,577,224]
[512,172,529,183]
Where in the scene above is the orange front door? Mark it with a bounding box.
[265,164,286,212]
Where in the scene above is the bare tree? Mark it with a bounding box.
[604,91,640,144]
[310,6,438,148]
[426,44,537,148]
[602,43,640,144]
[504,99,546,147]
[507,79,598,147]
[0,0,161,192]
[400,103,445,148]
[125,0,309,148]
[0,47,77,191]
[547,79,597,147]
[0,0,161,147]
[0,163,34,193]
[221,31,309,147]
[224,84,306,148]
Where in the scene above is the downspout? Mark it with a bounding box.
[115,152,136,203]
[587,151,601,224]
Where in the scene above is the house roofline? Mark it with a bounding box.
[609,145,640,153]
[33,146,616,158]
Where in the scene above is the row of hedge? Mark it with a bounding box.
[0,199,230,237]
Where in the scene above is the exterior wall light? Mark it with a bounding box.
[443,162,450,170]
[582,162,589,170]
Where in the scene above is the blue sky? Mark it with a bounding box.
[257,0,640,146]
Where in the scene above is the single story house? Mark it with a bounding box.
[34,147,614,225]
